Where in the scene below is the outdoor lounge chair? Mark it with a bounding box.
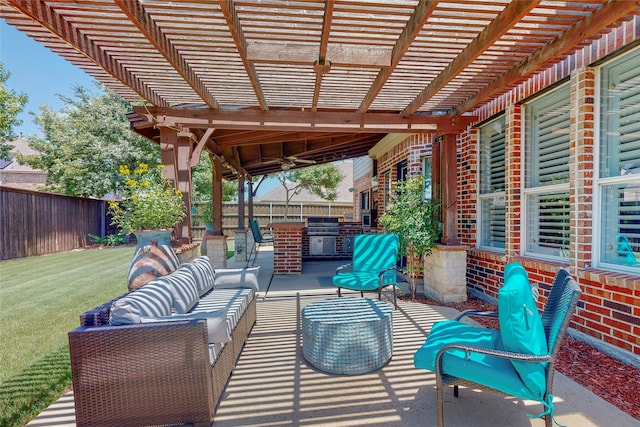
[332,233,399,309]
[247,218,273,266]
[414,264,581,427]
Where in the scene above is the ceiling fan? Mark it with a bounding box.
[263,156,316,171]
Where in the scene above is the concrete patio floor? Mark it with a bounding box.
[27,247,637,427]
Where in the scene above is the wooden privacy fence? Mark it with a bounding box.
[192,201,353,239]
[0,187,104,260]
[0,188,354,259]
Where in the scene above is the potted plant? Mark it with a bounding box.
[379,176,440,300]
[108,163,187,290]
[108,163,186,241]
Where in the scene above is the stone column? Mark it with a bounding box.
[201,235,228,268]
[234,229,248,262]
[424,244,468,303]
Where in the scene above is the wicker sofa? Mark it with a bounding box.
[68,256,259,427]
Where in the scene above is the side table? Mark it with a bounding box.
[301,297,393,375]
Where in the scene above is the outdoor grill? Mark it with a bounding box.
[306,217,340,236]
[307,217,340,255]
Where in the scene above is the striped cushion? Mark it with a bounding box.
[184,256,216,296]
[208,341,227,365]
[214,267,260,291]
[158,265,200,314]
[109,282,173,325]
[192,288,254,336]
[140,308,230,343]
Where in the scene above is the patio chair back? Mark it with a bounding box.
[352,233,399,285]
[250,219,273,244]
[541,268,581,372]
[247,219,273,266]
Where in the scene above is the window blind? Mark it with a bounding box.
[527,86,570,187]
[480,117,506,194]
[479,116,506,249]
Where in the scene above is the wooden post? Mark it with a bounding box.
[431,135,441,222]
[237,175,245,230]
[439,132,460,245]
[159,127,193,243]
[248,180,254,220]
[210,153,224,236]
[176,134,192,243]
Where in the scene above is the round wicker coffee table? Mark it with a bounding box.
[301,297,393,375]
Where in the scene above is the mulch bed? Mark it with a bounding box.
[404,294,640,420]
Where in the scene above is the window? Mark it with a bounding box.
[422,156,432,201]
[524,84,571,259]
[598,49,640,271]
[478,116,506,249]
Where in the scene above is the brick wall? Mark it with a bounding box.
[368,18,640,358]
[463,60,640,358]
[271,223,304,274]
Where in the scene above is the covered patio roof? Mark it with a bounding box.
[2,1,639,178]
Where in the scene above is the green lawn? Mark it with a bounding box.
[0,246,135,426]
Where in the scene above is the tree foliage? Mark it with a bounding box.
[191,153,238,203]
[0,62,28,160]
[191,153,238,225]
[275,163,343,220]
[17,84,159,197]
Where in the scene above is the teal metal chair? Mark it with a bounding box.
[332,233,399,309]
[247,219,273,266]
[414,265,581,427]
[616,234,638,265]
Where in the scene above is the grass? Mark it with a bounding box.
[0,246,134,427]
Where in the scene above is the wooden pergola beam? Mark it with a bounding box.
[312,0,334,112]
[357,0,440,113]
[401,0,540,117]
[6,0,167,107]
[218,0,269,111]
[115,0,220,109]
[213,130,368,147]
[457,0,639,114]
[133,106,475,133]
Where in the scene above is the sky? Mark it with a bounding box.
[1,20,98,137]
[0,20,287,194]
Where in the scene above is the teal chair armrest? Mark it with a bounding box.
[435,342,552,402]
[436,343,552,366]
[336,263,353,274]
[455,310,499,321]
[378,265,397,280]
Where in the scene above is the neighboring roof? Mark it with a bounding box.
[1,138,40,172]
[2,1,638,178]
[0,138,47,190]
[255,161,353,203]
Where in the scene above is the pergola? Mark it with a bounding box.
[2,0,638,244]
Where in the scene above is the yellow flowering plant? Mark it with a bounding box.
[108,163,186,235]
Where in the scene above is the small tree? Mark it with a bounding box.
[275,163,343,220]
[379,176,440,300]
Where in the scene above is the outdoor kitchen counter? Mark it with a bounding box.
[268,222,305,274]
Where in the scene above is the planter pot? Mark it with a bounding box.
[128,229,179,291]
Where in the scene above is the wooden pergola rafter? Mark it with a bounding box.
[3,0,639,243]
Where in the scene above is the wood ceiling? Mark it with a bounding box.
[2,1,639,178]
